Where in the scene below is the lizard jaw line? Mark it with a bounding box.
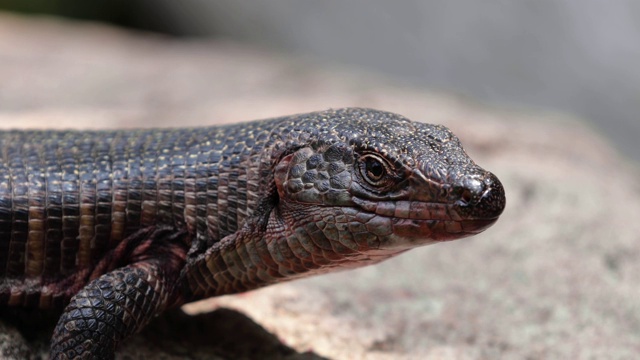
[352,198,498,244]
[352,197,462,221]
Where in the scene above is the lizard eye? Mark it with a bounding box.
[359,154,393,187]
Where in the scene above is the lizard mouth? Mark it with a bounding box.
[389,217,498,241]
[352,198,499,241]
[351,170,504,243]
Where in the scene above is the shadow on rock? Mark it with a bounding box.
[139,307,330,360]
[0,307,329,360]
[0,307,59,359]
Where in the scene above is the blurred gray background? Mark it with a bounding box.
[2,0,640,162]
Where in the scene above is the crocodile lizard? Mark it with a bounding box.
[0,108,505,359]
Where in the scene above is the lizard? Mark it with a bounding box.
[0,107,505,359]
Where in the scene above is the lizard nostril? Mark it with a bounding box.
[456,177,484,206]
[460,188,473,205]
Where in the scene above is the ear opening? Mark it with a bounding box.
[274,152,295,200]
[248,146,302,231]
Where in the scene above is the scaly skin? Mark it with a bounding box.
[0,108,505,359]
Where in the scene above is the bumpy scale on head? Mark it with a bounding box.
[273,108,505,257]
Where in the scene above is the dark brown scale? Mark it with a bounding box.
[0,151,12,276]
[94,135,116,261]
[7,139,28,278]
[0,124,272,308]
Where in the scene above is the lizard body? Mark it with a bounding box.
[0,108,505,359]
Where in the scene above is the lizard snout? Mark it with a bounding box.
[453,172,506,220]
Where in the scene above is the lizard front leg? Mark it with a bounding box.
[50,227,189,360]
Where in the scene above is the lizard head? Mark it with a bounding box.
[272,108,505,262]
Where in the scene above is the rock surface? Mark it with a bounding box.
[1,13,639,359]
